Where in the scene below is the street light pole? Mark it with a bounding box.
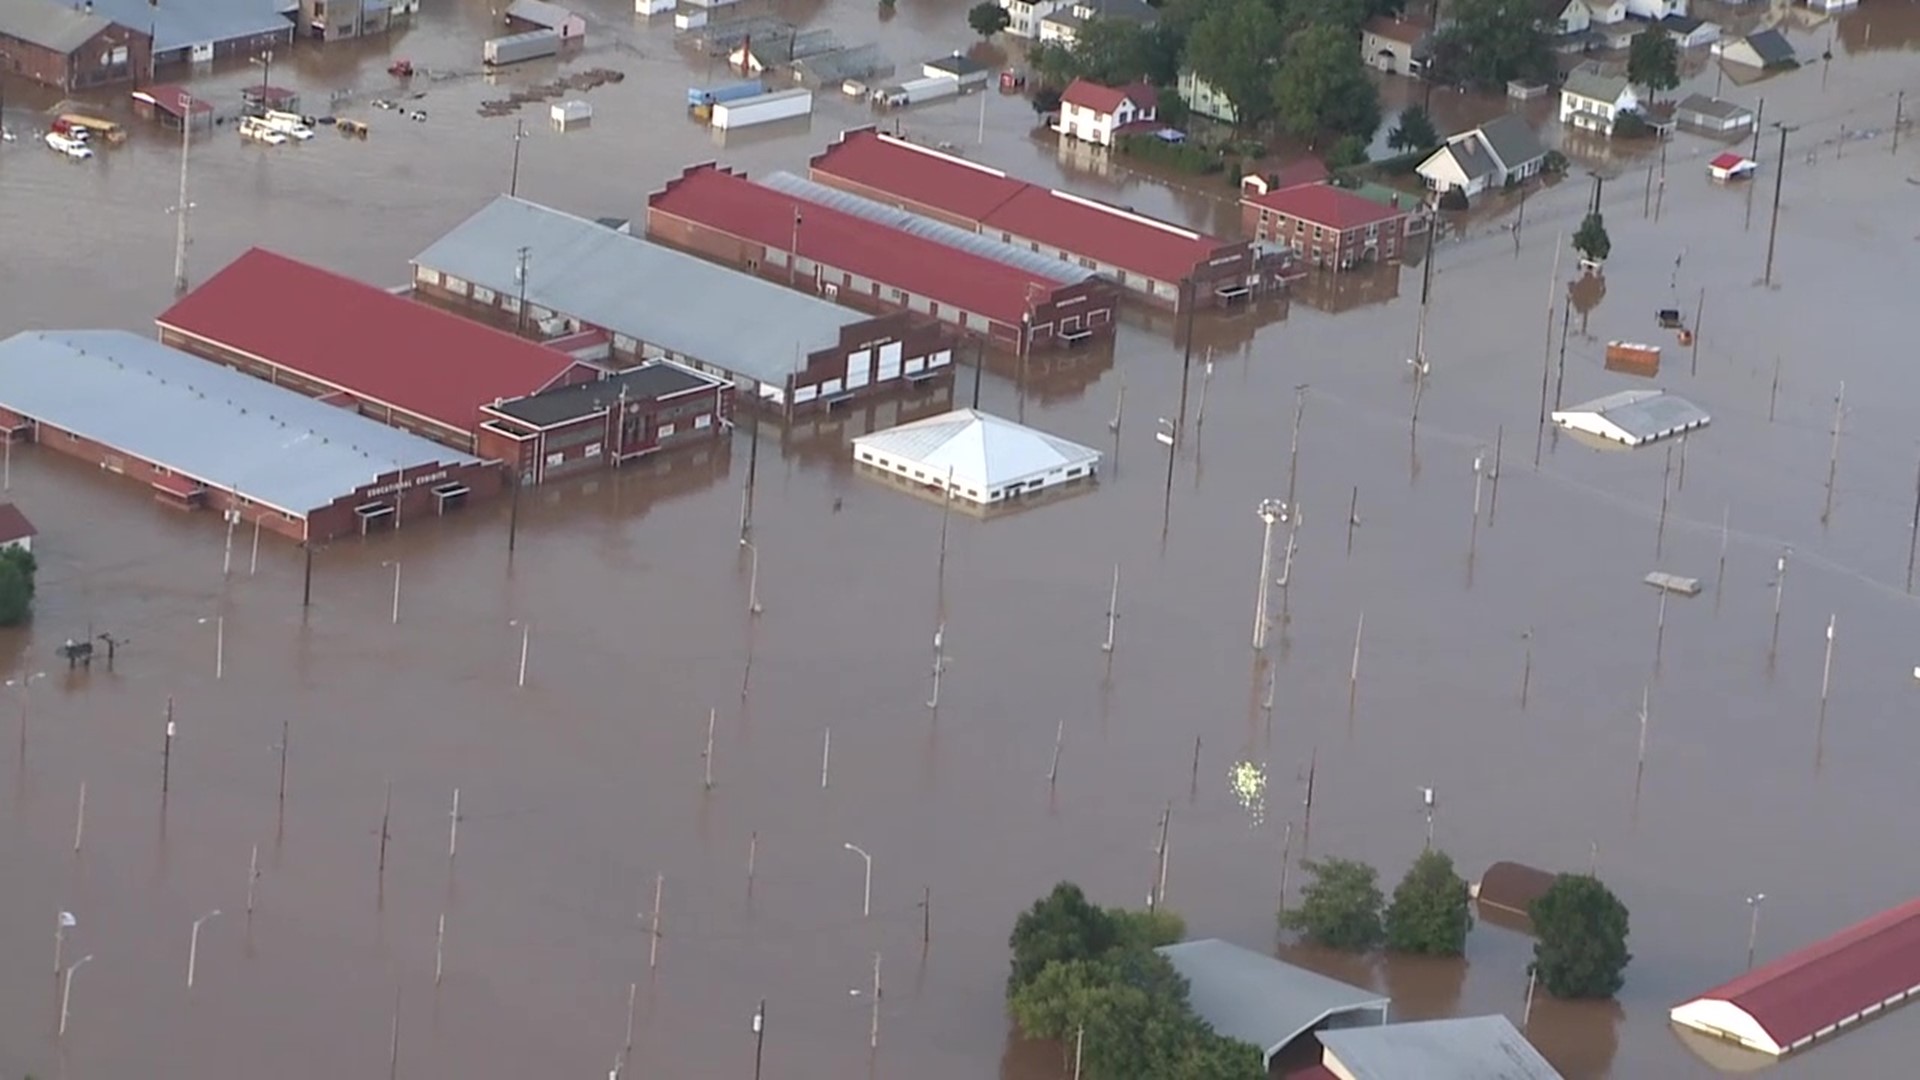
[752,999,766,1080]
[382,560,401,624]
[1252,499,1285,650]
[187,908,222,988]
[511,619,531,687]
[1746,893,1767,970]
[843,842,872,918]
[9,670,45,762]
[198,615,224,680]
[58,954,93,1038]
[1763,124,1796,287]
[741,540,762,615]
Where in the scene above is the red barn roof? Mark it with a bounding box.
[812,127,1237,285]
[0,503,35,545]
[1673,895,1920,1055]
[1244,183,1410,231]
[648,164,1074,328]
[1061,77,1157,116]
[132,85,213,118]
[157,249,582,433]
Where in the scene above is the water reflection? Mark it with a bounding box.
[1527,995,1623,1078]
[1378,952,1467,1022]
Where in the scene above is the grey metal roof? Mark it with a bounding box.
[760,171,1092,285]
[0,330,481,517]
[505,0,575,27]
[1555,388,1710,445]
[1155,939,1390,1064]
[84,0,291,53]
[925,52,986,76]
[1562,62,1631,104]
[1318,1016,1565,1080]
[0,0,110,53]
[1041,0,1158,30]
[1477,112,1546,172]
[852,409,1100,491]
[490,361,722,427]
[1444,137,1497,181]
[413,196,859,387]
[1676,93,1751,121]
[1742,29,1796,65]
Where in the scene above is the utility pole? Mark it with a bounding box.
[509,118,525,197]
[1149,802,1171,911]
[739,412,760,542]
[1895,90,1905,155]
[1174,279,1197,436]
[1286,385,1308,508]
[1821,382,1844,526]
[514,246,532,335]
[1906,456,1920,593]
[171,92,194,296]
[1252,499,1286,651]
[1764,125,1797,287]
[1536,235,1561,468]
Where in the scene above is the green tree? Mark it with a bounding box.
[1183,0,1286,125]
[0,548,34,626]
[1172,1032,1266,1079]
[1156,88,1191,129]
[1283,0,1406,36]
[1573,211,1611,262]
[1111,906,1187,951]
[1072,20,1172,86]
[1028,41,1080,87]
[1271,24,1381,143]
[1626,29,1680,101]
[1430,0,1551,87]
[1279,857,1385,951]
[1530,874,1631,998]
[1033,86,1064,115]
[1009,957,1116,1042]
[1008,882,1120,997]
[1079,982,1202,1080]
[1387,104,1438,151]
[1385,849,1472,955]
[968,0,1012,37]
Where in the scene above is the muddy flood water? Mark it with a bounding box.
[1,1,1918,1076]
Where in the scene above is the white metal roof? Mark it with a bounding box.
[1551,389,1709,446]
[851,409,1099,492]
[1155,939,1390,1064]
[0,330,481,517]
[1318,1015,1564,1079]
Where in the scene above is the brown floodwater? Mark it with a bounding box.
[1,2,1917,1077]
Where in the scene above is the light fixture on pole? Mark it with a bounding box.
[187,908,222,988]
[58,953,92,1038]
[1252,499,1287,650]
[197,615,224,680]
[740,540,763,616]
[842,842,872,918]
[1746,893,1767,970]
[510,618,531,688]
[382,560,401,625]
[752,999,767,1080]
[8,669,45,760]
[55,909,76,975]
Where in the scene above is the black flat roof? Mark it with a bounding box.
[491,362,722,427]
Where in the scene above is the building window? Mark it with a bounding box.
[585,443,602,457]
[659,423,676,438]
[693,414,712,429]
[1313,226,1323,241]
[545,452,563,467]
[473,286,496,304]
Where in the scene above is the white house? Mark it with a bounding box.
[998,0,1063,38]
[1659,14,1720,49]
[1559,62,1640,135]
[1177,70,1237,124]
[1055,78,1158,147]
[1578,0,1625,25]
[1416,113,1549,197]
[1622,0,1685,17]
[851,409,1101,506]
[0,503,34,554]
[1037,0,1158,46]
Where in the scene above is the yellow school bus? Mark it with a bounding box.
[57,114,128,144]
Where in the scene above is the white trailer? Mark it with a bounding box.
[711,88,813,130]
[874,75,960,109]
[484,28,561,66]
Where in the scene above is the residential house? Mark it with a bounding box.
[1713,29,1796,69]
[1558,62,1640,135]
[1055,78,1158,148]
[1177,70,1237,124]
[1038,0,1157,47]
[1539,0,1594,35]
[1360,14,1432,75]
[1659,14,1719,48]
[0,0,149,91]
[1622,0,1684,17]
[1581,0,1628,26]
[1805,0,1856,12]
[1675,93,1753,132]
[505,0,586,39]
[997,0,1060,39]
[1240,181,1413,270]
[1416,112,1550,197]
[297,0,393,41]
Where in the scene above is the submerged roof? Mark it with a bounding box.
[1474,861,1560,918]
[488,361,723,428]
[1677,94,1753,120]
[0,331,480,516]
[0,0,112,53]
[1155,939,1389,1064]
[0,503,36,544]
[158,248,580,433]
[1672,896,1920,1056]
[414,196,859,385]
[1478,112,1548,170]
[84,0,290,53]
[505,0,577,26]
[1740,29,1796,65]
[852,409,1100,490]
[1562,62,1632,103]
[1552,389,1709,446]
[650,165,1082,328]
[1244,182,1409,230]
[1318,1015,1563,1079]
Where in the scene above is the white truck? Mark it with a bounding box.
[262,110,316,140]
[873,76,959,109]
[710,88,814,130]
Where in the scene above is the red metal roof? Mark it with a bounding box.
[133,85,213,117]
[811,128,1027,222]
[0,503,35,544]
[812,127,1235,285]
[1061,77,1157,116]
[1683,895,1920,1050]
[1244,183,1411,231]
[650,165,1074,328]
[157,249,582,433]
[1287,1066,1339,1080]
[1710,152,1752,170]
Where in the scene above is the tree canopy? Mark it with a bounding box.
[1387,104,1438,152]
[1627,30,1681,99]
[1030,21,1179,88]
[1573,211,1612,263]
[1530,873,1632,999]
[1430,0,1552,87]
[1279,856,1385,951]
[1271,23,1382,143]
[968,0,1011,38]
[1009,882,1122,996]
[0,548,35,627]
[1385,849,1472,955]
[1183,0,1287,125]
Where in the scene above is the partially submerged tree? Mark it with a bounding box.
[1184,0,1286,125]
[1279,857,1385,951]
[1531,874,1632,999]
[1009,882,1121,997]
[1388,104,1439,152]
[1430,0,1551,87]
[968,1,1012,38]
[1574,211,1612,262]
[1271,23,1382,143]
[1385,849,1473,956]
[1627,29,1681,101]
[0,547,35,626]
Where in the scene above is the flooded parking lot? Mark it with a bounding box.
[1,1,1918,1076]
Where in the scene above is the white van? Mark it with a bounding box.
[240,116,289,144]
[262,110,315,140]
[44,131,92,159]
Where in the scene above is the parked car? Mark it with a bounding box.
[44,131,92,159]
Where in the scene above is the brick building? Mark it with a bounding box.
[0,1,149,91]
[477,360,733,485]
[1240,182,1413,271]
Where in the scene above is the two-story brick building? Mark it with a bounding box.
[0,1,149,91]
[1239,181,1414,271]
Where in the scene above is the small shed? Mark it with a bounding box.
[922,52,990,89]
[507,0,586,38]
[1709,152,1757,181]
[1676,93,1754,133]
[131,85,214,131]
[1471,861,1558,921]
[1551,389,1710,447]
[242,85,300,115]
[550,99,592,130]
[0,503,37,554]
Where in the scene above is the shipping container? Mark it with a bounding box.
[710,88,813,130]
[874,76,959,109]
[484,29,562,66]
[687,80,766,108]
[1605,341,1661,377]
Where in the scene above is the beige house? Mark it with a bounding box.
[1176,70,1238,124]
[1360,14,1432,75]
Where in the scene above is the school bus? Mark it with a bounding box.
[57,114,127,144]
